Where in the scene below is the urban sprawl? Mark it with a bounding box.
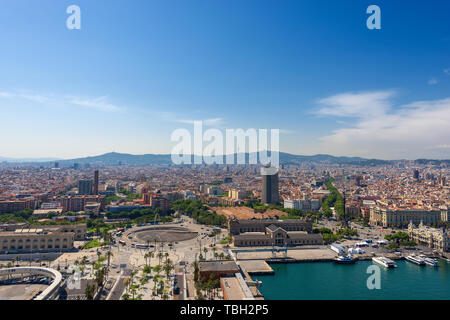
[0,159,449,300]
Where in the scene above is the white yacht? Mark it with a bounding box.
[419,255,439,267]
[372,256,397,268]
[405,254,426,266]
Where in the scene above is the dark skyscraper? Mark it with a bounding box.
[93,170,99,195]
[261,165,279,205]
[78,179,93,195]
[413,169,420,180]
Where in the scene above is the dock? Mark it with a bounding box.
[239,260,274,275]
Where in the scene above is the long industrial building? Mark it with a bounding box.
[228,219,322,247]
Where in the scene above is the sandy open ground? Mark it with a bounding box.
[215,207,285,220]
[236,248,336,261]
[53,251,98,266]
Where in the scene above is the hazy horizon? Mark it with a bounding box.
[1,150,448,163]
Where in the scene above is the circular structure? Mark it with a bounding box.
[0,267,62,300]
[126,226,198,243]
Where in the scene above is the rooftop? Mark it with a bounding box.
[198,260,239,273]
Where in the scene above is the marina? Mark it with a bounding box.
[256,260,450,300]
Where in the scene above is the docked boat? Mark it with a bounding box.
[405,254,425,266]
[333,255,357,264]
[372,256,397,268]
[419,255,439,267]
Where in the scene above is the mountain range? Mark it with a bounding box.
[1,152,449,166]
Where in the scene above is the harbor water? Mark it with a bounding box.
[257,260,450,300]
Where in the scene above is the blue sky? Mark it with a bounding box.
[0,0,449,160]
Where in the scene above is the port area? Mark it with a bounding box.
[233,247,441,300]
[235,247,410,264]
[235,248,336,262]
[239,260,274,275]
[235,248,407,298]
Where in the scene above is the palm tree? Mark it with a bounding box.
[164,252,169,263]
[80,265,86,276]
[144,252,150,266]
[163,259,173,280]
[203,247,208,260]
[130,283,140,299]
[85,283,96,300]
[149,252,154,267]
[157,252,163,264]
[105,250,113,269]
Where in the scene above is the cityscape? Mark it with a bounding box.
[0,0,449,306]
[0,155,449,300]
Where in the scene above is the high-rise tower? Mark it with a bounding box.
[93,170,99,195]
[261,165,279,205]
[78,179,92,195]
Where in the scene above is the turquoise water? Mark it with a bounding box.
[257,260,450,300]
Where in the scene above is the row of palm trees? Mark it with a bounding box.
[80,229,115,300]
[199,246,229,261]
[122,244,175,300]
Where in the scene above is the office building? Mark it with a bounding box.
[408,221,449,252]
[261,166,279,205]
[369,206,442,228]
[93,170,99,195]
[78,179,93,195]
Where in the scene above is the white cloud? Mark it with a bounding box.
[0,91,125,112]
[315,90,395,118]
[175,117,224,126]
[428,78,438,85]
[69,96,124,112]
[314,91,450,159]
[444,68,450,75]
[0,92,14,98]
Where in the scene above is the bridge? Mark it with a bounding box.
[0,267,63,300]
